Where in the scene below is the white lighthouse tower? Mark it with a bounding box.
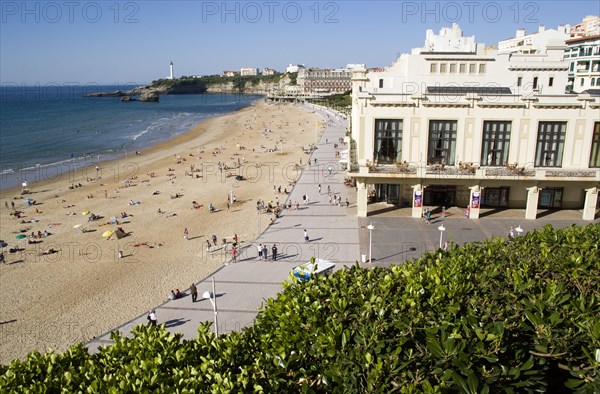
[168,61,174,80]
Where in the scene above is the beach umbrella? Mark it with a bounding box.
[16,234,26,239]
[73,224,82,229]
[82,211,90,215]
[102,230,114,238]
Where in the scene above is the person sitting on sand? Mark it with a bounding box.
[208,203,215,212]
[175,289,182,299]
[152,191,160,195]
[169,290,177,300]
[38,248,57,256]
[192,201,202,209]
[157,208,164,214]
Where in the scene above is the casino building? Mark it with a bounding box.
[348,24,599,220]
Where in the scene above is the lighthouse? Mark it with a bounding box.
[168,61,174,80]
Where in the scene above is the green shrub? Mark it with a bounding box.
[1,224,598,392]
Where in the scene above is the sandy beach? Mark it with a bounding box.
[0,99,323,363]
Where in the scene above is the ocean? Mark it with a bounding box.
[0,85,261,190]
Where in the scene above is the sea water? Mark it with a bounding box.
[0,85,261,190]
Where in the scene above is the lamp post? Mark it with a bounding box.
[202,277,218,336]
[438,224,446,249]
[367,223,375,263]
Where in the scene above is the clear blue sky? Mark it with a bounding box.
[1,1,598,85]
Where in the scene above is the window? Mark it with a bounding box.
[533,77,538,90]
[449,63,456,73]
[548,77,554,87]
[440,63,447,73]
[481,121,511,166]
[590,122,600,168]
[379,79,383,88]
[535,122,566,167]
[374,119,403,164]
[570,62,574,71]
[459,63,466,73]
[479,63,486,73]
[517,76,522,87]
[469,64,476,73]
[428,120,457,165]
[430,63,437,73]
[581,78,585,86]
[592,78,596,87]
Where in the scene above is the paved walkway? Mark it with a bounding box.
[87,105,359,350]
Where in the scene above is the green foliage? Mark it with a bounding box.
[2,224,598,392]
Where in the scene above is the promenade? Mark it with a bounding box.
[87,106,598,351]
[86,106,359,350]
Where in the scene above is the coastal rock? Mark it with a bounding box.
[139,92,159,102]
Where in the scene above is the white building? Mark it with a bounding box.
[498,25,570,55]
[286,64,305,73]
[565,34,600,93]
[262,67,277,75]
[349,25,599,221]
[240,67,259,76]
[167,61,174,80]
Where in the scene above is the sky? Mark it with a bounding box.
[1,1,598,85]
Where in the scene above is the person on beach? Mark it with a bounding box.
[147,310,157,327]
[231,245,237,263]
[191,283,198,302]
[206,240,212,252]
[212,234,217,246]
[183,228,189,240]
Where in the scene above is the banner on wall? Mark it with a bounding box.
[414,191,422,207]
[472,191,480,209]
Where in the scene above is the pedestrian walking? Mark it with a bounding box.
[304,229,309,242]
[206,240,211,252]
[231,245,237,263]
[302,194,307,204]
[262,244,268,260]
[424,208,431,224]
[190,283,198,302]
[183,228,189,240]
[346,198,350,208]
[147,310,157,327]
[258,243,263,259]
[272,244,278,261]
[212,234,217,246]
[318,184,321,194]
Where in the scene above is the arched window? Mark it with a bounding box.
[591,78,596,86]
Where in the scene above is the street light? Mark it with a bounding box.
[438,224,446,249]
[367,223,375,263]
[202,277,218,336]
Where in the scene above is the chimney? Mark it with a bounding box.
[538,25,545,33]
[516,28,526,38]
